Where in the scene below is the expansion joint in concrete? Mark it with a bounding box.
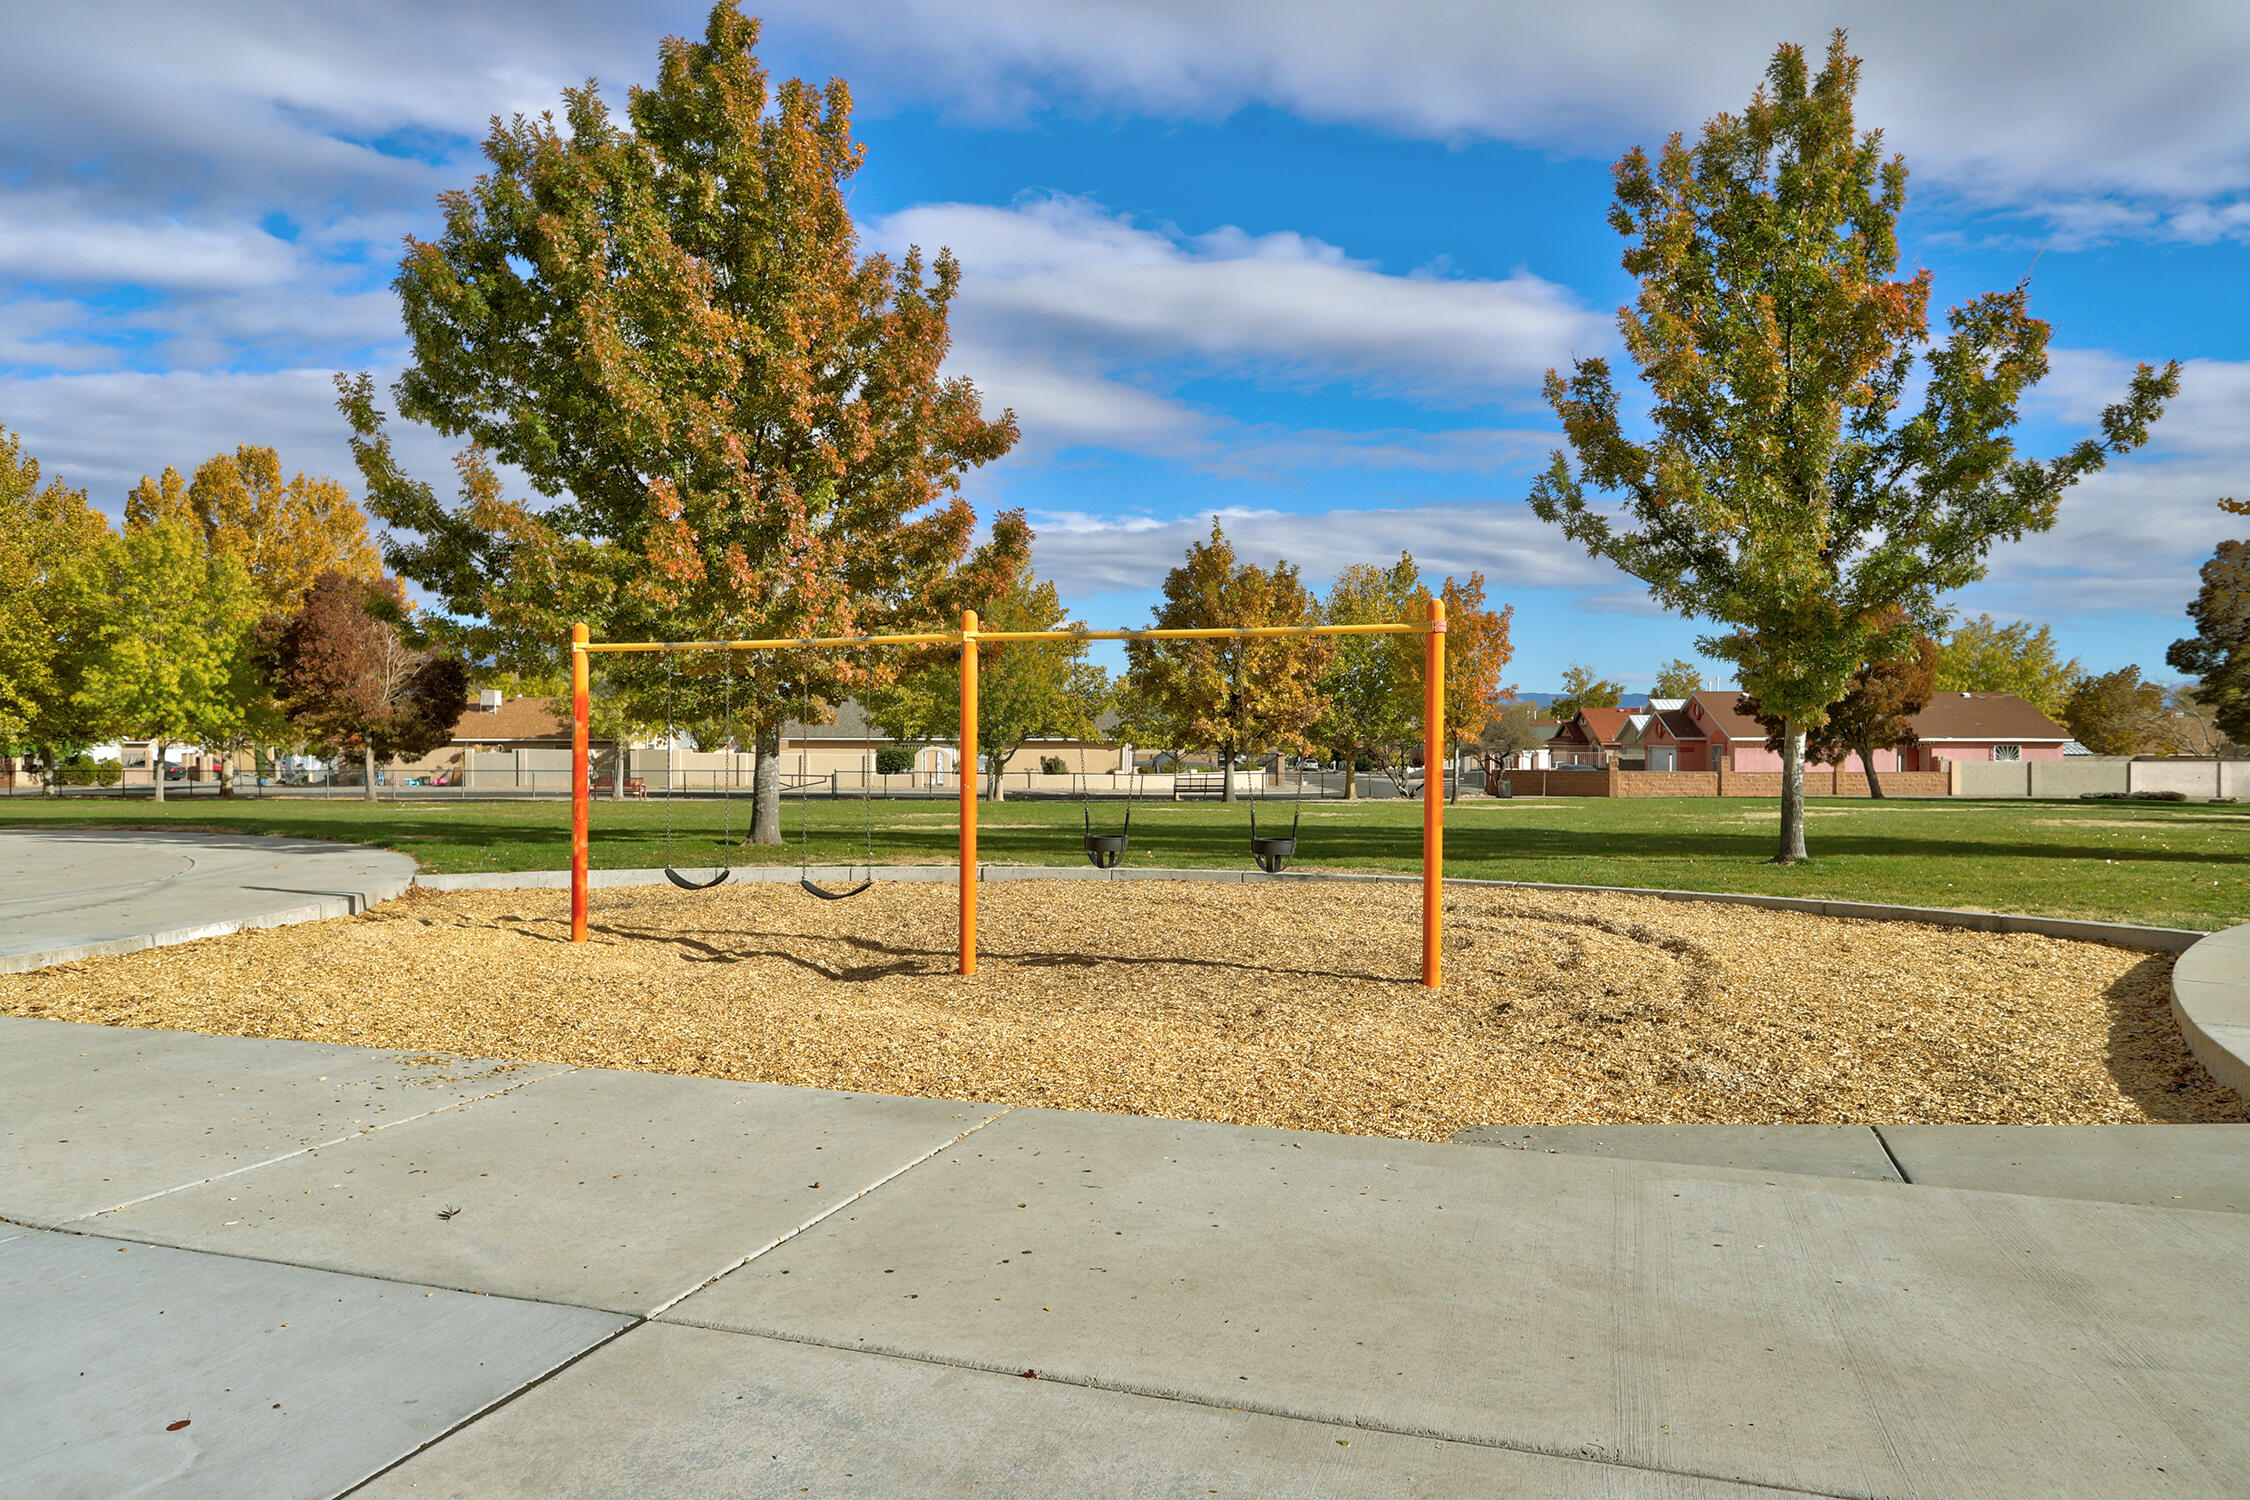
[645,1104,1017,1318]
[60,1065,581,1227]
[334,1315,649,1500]
[1869,1126,1913,1183]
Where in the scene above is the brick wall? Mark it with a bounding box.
[1615,771,1718,797]
[1490,767,1950,799]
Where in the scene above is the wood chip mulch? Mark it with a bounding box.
[2,881,2239,1141]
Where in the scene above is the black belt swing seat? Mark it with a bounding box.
[661,649,732,891]
[797,679,873,901]
[800,869,873,901]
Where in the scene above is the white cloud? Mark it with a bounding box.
[884,196,1602,414]
[870,195,1601,462]
[770,0,2250,240]
[0,194,303,291]
[1973,353,2250,615]
[0,4,659,370]
[1025,498,1621,597]
[0,368,468,515]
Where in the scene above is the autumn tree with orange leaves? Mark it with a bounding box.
[340,2,1022,841]
[1530,31,2177,864]
[1127,522,1332,804]
[1433,572,1513,793]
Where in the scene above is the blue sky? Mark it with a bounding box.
[4,1,2248,693]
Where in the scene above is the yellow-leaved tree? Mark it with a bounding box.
[126,445,379,612]
[123,446,380,791]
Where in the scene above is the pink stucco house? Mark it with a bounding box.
[1638,690,2068,772]
[1892,692,2070,769]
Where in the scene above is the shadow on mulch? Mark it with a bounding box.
[2102,952,2249,1121]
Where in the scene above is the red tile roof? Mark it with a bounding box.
[1576,706,1636,746]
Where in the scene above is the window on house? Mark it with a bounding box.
[1992,744,2021,761]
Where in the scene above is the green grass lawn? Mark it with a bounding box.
[6,791,2248,931]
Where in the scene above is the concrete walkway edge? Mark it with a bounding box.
[7,884,416,973]
[0,830,417,974]
[2171,919,2250,1099]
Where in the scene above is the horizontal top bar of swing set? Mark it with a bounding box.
[575,621,1440,654]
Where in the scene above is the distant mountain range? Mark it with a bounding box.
[1513,692,1657,709]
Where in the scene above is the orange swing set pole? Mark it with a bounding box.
[1422,595,1445,989]
[570,622,591,944]
[959,609,979,975]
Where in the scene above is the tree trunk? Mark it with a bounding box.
[1221,745,1237,803]
[1854,737,1887,799]
[1342,745,1357,800]
[611,742,626,802]
[986,744,1009,802]
[38,744,55,798]
[361,743,377,803]
[152,740,166,803]
[217,751,236,798]
[749,721,783,845]
[1775,722,1808,864]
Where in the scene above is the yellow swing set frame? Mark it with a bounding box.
[568,598,1449,986]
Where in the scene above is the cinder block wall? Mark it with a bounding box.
[2029,759,2130,797]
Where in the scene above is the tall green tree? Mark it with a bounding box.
[1316,554,1423,799]
[0,426,114,789]
[1550,663,1625,722]
[74,520,261,803]
[2167,499,2250,746]
[1126,521,1332,803]
[125,446,373,794]
[867,562,1110,801]
[1932,614,2082,715]
[1528,32,2177,863]
[344,1,1022,843]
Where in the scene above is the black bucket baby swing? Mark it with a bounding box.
[1077,751,1304,873]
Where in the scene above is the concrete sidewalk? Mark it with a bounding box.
[0,828,414,972]
[5,1015,2246,1498]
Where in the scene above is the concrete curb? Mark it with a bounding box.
[2169,922,2250,1100]
[2,876,415,974]
[414,863,2203,951]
